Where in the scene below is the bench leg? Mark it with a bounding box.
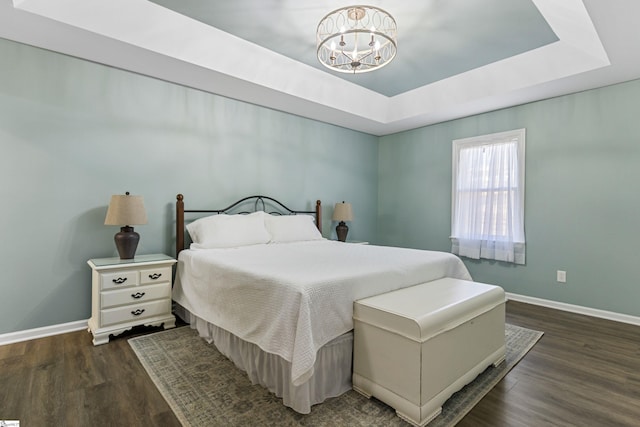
[397,407,442,427]
[493,353,506,367]
[352,384,372,399]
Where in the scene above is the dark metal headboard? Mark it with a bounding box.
[176,194,322,258]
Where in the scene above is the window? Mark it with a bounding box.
[451,129,526,264]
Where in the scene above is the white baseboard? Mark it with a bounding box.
[0,319,89,346]
[506,293,640,327]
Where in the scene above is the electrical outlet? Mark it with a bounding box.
[557,270,567,283]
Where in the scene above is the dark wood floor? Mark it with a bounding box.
[1,301,639,426]
[459,301,640,427]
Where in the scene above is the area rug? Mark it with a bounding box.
[129,324,542,427]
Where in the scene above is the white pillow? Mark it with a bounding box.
[187,211,271,249]
[264,214,323,243]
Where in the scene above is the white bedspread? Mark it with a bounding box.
[173,240,471,386]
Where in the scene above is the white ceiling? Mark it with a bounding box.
[2,0,640,136]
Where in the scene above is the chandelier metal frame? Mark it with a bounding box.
[316,5,397,74]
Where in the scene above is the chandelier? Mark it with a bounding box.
[316,5,397,74]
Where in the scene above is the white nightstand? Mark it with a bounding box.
[87,254,177,345]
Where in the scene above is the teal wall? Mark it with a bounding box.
[3,33,640,335]
[378,79,640,317]
[0,38,378,334]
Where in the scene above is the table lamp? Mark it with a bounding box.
[332,201,353,242]
[104,192,148,259]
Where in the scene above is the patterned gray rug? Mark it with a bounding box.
[129,324,542,426]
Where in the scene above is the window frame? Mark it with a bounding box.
[451,128,526,264]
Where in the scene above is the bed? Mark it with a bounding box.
[172,194,472,414]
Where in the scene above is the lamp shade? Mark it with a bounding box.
[104,193,148,226]
[332,202,353,222]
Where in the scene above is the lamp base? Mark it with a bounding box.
[336,221,349,242]
[114,226,140,259]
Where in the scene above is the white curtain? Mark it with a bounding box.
[451,129,526,264]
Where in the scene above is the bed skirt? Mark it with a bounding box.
[174,304,353,414]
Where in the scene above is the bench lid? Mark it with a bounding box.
[353,278,505,342]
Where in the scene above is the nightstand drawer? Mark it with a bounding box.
[101,299,171,326]
[140,267,172,285]
[101,282,171,309]
[100,270,139,290]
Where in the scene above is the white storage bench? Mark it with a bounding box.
[352,277,506,427]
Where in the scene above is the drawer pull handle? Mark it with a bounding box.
[112,277,127,284]
[131,309,145,316]
[149,273,162,280]
[131,292,146,299]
